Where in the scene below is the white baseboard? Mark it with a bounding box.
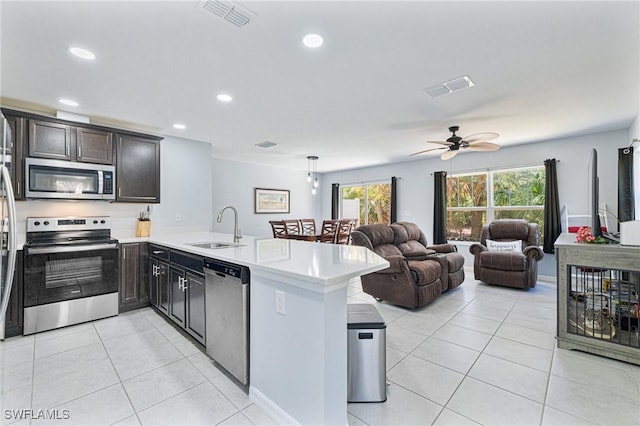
[537,274,556,284]
[249,386,300,425]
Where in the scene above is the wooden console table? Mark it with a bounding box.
[555,233,640,365]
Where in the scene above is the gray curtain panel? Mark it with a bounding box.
[618,146,635,223]
[391,176,398,224]
[433,171,447,244]
[331,183,340,220]
[543,159,561,254]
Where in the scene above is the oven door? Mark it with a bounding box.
[24,242,119,308]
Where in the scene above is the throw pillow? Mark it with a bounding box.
[486,239,522,252]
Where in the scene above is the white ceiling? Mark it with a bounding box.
[1,1,638,173]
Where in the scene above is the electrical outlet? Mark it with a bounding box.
[275,290,286,315]
[175,214,181,222]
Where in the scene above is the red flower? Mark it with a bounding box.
[575,226,604,244]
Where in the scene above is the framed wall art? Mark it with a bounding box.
[255,188,290,214]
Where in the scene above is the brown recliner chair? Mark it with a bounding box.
[351,222,464,309]
[469,219,544,289]
[392,222,465,292]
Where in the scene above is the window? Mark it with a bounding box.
[341,182,391,226]
[446,166,545,243]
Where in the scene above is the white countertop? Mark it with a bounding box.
[114,230,389,293]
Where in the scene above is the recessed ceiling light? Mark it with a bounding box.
[216,93,233,102]
[302,33,323,48]
[59,98,79,107]
[173,123,186,130]
[68,47,96,60]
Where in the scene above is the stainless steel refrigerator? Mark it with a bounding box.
[0,112,18,340]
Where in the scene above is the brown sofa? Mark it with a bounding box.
[351,222,465,308]
[469,219,544,289]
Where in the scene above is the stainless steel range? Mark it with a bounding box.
[23,216,119,335]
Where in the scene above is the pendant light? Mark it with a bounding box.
[307,155,319,195]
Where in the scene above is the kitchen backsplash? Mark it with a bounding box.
[16,200,158,235]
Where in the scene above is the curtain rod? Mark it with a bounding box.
[337,177,400,186]
[429,160,558,176]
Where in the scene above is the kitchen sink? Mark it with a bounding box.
[187,241,245,249]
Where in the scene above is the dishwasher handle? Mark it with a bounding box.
[204,258,250,284]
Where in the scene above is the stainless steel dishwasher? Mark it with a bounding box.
[204,258,250,385]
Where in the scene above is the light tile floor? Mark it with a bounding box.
[1,276,639,425]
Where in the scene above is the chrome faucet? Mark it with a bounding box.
[216,205,242,243]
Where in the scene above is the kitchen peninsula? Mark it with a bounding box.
[116,230,389,425]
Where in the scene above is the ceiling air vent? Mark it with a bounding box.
[424,75,475,98]
[200,0,252,28]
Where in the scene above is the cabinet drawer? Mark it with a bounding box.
[171,250,204,274]
[149,245,170,261]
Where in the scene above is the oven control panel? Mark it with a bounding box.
[27,216,111,232]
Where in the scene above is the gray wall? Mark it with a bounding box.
[211,158,321,238]
[630,114,640,218]
[319,129,629,278]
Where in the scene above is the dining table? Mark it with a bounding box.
[283,231,322,242]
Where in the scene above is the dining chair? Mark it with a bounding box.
[283,219,301,236]
[319,220,339,243]
[269,220,287,238]
[335,218,357,244]
[300,218,316,234]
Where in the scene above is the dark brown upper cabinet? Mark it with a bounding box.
[28,119,72,160]
[76,127,114,165]
[116,134,161,203]
[28,119,114,165]
[4,113,26,200]
[4,108,162,203]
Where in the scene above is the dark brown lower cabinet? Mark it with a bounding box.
[170,265,186,327]
[169,251,206,345]
[119,243,149,312]
[185,271,206,344]
[149,246,205,345]
[149,245,170,314]
[5,251,23,338]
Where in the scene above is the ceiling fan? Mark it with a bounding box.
[410,126,500,160]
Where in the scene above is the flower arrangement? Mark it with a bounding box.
[575,226,606,244]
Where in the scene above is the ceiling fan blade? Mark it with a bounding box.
[467,141,501,152]
[441,149,459,160]
[463,132,499,143]
[409,146,446,157]
[424,140,452,146]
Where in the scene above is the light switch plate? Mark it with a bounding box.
[275,290,286,315]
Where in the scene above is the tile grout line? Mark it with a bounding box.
[94,318,145,426]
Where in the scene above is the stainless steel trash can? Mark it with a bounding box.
[347,303,387,403]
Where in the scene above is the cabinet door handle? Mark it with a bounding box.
[153,251,164,255]
[78,146,82,158]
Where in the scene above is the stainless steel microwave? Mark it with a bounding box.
[25,158,115,200]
